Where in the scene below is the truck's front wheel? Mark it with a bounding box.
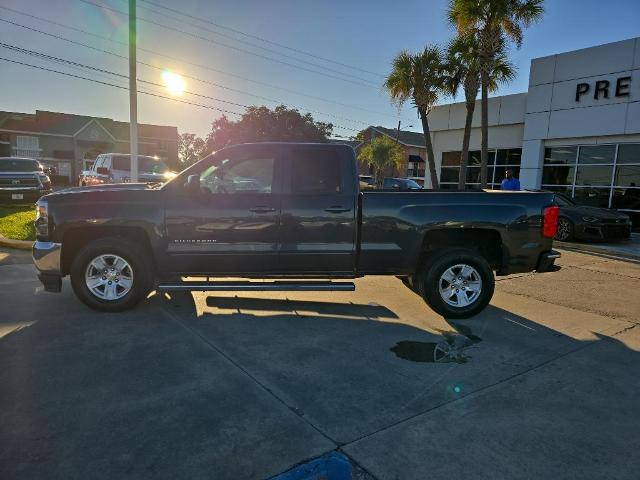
[70,237,153,312]
[421,249,494,319]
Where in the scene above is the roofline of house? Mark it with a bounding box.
[368,126,426,149]
[73,118,117,141]
[0,128,178,143]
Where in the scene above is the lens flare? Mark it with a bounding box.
[161,71,185,96]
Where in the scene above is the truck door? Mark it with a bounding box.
[278,146,357,274]
[164,145,282,275]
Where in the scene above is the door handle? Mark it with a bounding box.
[324,206,350,213]
[249,206,276,214]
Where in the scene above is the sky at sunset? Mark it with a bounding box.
[1,0,640,138]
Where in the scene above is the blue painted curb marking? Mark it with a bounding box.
[270,452,352,480]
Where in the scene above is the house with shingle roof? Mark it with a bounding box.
[354,126,427,185]
[0,110,179,183]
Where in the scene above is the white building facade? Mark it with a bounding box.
[425,37,640,229]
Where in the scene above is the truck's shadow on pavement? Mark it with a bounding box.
[1,277,639,480]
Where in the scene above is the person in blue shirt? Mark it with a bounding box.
[501,169,521,191]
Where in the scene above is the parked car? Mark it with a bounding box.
[0,157,52,204]
[383,177,423,190]
[552,192,631,242]
[78,153,175,186]
[33,143,560,318]
[359,175,375,190]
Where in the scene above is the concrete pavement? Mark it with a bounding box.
[0,247,638,479]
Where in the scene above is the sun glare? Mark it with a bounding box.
[161,71,185,96]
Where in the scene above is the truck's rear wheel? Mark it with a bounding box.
[70,237,153,312]
[421,249,494,319]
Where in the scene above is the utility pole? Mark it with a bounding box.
[129,0,138,182]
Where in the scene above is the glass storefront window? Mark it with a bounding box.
[575,165,613,187]
[542,165,575,185]
[617,144,640,164]
[496,149,522,165]
[440,167,459,183]
[573,187,611,208]
[611,187,640,210]
[578,145,616,164]
[442,151,461,166]
[614,165,640,187]
[544,146,577,165]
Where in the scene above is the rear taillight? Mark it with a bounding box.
[543,205,559,238]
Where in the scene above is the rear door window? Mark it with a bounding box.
[290,148,342,194]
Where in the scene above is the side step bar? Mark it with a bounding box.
[157,280,356,292]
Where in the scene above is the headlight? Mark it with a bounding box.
[582,216,600,223]
[35,200,49,237]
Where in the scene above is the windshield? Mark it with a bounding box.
[0,158,41,172]
[403,179,422,189]
[111,155,169,174]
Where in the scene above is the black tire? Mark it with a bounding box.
[420,248,495,319]
[70,237,153,312]
[554,217,573,242]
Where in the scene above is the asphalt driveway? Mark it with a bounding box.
[0,248,638,479]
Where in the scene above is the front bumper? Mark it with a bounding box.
[536,249,561,272]
[576,222,632,241]
[0,188,50,204]
[33,241,62,292]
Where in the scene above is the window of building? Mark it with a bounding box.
[542,143,640,230]
[439,149,519,189]
[14,135,41,158]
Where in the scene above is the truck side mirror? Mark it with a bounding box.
[185,174,201,193]
[96,167,110,175]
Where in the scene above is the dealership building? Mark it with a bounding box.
[375,36,639,229]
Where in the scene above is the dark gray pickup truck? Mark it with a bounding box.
[33,143,560,318]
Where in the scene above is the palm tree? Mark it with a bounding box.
[385,46,447,189]
[445,34,515,189]
[448,0,544,187]
[357,136,404,186]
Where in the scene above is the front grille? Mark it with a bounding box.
[0,175,39,187]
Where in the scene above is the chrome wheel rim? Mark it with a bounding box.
[85,254,134,301]
[438,264,482,308]
[555,219,570,241]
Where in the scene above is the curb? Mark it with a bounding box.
[0,235,32,251]
[555,242,640,263]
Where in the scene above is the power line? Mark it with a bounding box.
[0,6,407,121]
[77,0,379,88]
[0,56,244,116]
[0,47,361,133]
[137,0,384,78]
[0,18,371,127]
[116,0,380,82]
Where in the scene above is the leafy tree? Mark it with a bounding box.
[385,46,448,189]
[357,136,404,185]
[445,33,514,189]
[448,0,544,187]
[178,133,207,167]
[206,105,333,151]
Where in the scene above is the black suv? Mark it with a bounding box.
[0,157,52,204]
